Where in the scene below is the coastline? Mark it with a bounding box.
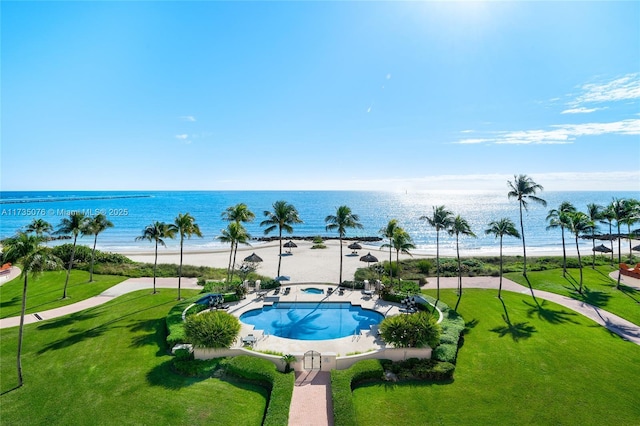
[119,238,638,284]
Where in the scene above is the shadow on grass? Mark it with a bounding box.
[618,284,640,305]
[573,286,611,308]
[588,317,640,342]
[128,319,169,357]
[490,298,536,342]
[0,385,21,396]
[36,301,173,354]
[522,300,579,325]
[36,311,99,330]
[146,359,207,390]
[464,318,479,334]
[374,379,454,392]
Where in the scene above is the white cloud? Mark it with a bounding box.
[570,73,640,106]
[386,73,391,80]
[367,106,372,113]
[561,107,607,114]
[454,119,640,145]
[175,134,189,139]
[460,129,474,133]
[180,116,196,122]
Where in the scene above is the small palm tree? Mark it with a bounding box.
[260,201,303,277]
[3,232,60,387]
[381,227,415,285]
[222,203,255,273]
[325,205,363,285]
[485,218,521,298]
[135,221,175,294]
[546,202,576,277]
[420,205,454,302]
[380,219,399,283]
[600,205,616,266]
[25,218,53,238]
[83,213,114,282]
[448,215,476,308]
[586,203,602,268]
[620,199,639,259]
[217,222,251,284]
[169,213,202,300]
[507,174,547,277]
[55,212,89,299]
[609,198,628,263]
[566,211,595,294]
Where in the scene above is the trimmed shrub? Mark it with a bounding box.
[172,351,222,377]
[416,259,432,274]
[331,359,385,426]
[385,358,455,381]
[184,311,241,349]
[166,296,200,347]
[222,356,294,426]
[379,311,441,348]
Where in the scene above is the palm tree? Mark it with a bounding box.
[221,203,255,282]
[546,202,576,277]
[83,213,114,282]
[507,174,547,277]
[25,218,53,238]
[620,199,639,259]
[420,205,454,302]
[485,218,521,298]
[260,201,303,277]
[325,205,363,285]
[170,213,202,300]
[3,232,60,387]
[217,222,251,284]
[135,221,175,294]
[600,205,616,266]
[380,219,399,283]
[566,211,594,295]
[609,198,627,263]
[55,212,89,299]
[448,215,476,308]
[381,227,415,285]
[586,203,602,269]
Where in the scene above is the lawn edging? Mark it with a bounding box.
[331,359,385,426]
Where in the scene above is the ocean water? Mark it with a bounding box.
[1,190,638,256]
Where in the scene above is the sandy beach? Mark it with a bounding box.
[120,238,639,284]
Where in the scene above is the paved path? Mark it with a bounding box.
[0,277,199,329]
[289,371,333,426]
[0,266,22,284]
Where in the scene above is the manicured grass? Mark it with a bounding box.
[352,289,640,425]
[0,270,127,319]
[506,266,640,325]
[0,288,268,425]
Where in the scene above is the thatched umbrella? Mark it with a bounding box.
[348,242,362,254]
[632,244,640,252]
[244,252,263,263]
[360,252,378,266]
[283,240,297,254]
[593,244,613,253]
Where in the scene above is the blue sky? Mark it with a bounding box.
[2,1,639,192]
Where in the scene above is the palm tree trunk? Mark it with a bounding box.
[591,229,596,269]
[231,242,239,284]
[576,235,583,294]
[608,221,614,266]
[561,226,567,276]
[436,229,440,301]
[17,274,28,387]
[617,222,622,263]
[456,234,462,296]
[277,228,283,277]
[519,202,527,276]
[90,234,98,282]
[389,237,393,282]
[396,249,400,285]
[627,223,633,259]
[178,235,184,300]
[499,236,504,298]
[227,242,234,283]
[153,239,158,294]
[339,236,344,285]
[63,235,78,299]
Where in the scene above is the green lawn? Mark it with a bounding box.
[0,270,127,319]
[0,289,268,425]
[505,266,640,325]
[352,289,640,425]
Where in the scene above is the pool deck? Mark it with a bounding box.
[225,284,403,355]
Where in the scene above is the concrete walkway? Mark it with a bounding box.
[0,277,199,329]
[289,371,333,426]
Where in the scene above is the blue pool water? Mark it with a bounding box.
[302,288,324,294]
[239,302,384,340]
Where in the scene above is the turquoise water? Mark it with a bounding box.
[1,190,638,254]
[301,288,324,294]
[239,302,383,340]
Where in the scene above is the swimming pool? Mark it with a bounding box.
[239,302,384,340]
[301,287,324,294]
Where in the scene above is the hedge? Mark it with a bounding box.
[222,356,294,426]
[166,296,201,347]
[331,359,385,426]
[420,295,466,364]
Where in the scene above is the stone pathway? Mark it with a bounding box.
[289,371,333,426]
